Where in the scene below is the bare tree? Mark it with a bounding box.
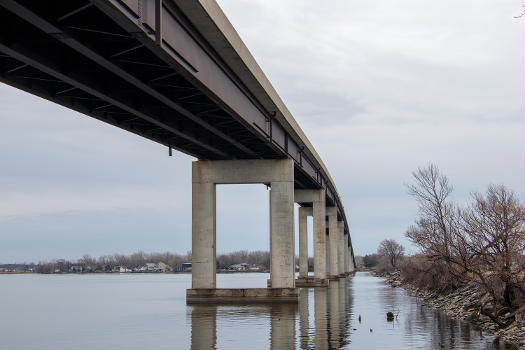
[406,164,456,261]
[377,239,405,268]
[405,165,525,326]
[457,185,525,323]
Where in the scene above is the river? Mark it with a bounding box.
[0,272,514,349]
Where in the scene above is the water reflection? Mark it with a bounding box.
[189,303,298,350]
[190,305,216,350]
[299,289,310,350]
[1,273,516,349]
[188,273,515,350]
[270,304,297,350]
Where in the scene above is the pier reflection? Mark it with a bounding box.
[190,305,217,350]
[189,276,354,350]
[189,303,298,350]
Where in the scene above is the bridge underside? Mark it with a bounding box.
[0,1,357,281]
[0,0,322,193]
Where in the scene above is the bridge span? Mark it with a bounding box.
[0,0,355,302]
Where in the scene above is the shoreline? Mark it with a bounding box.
[374,271,524,349]
[0,270,270,275]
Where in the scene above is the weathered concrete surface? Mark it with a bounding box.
[270,181,295,288]
[295,189,326,281]
[327,206,339,278]
[295,276,329,287]
[344,232,349,275]
[298,207,312,278]
[191,159,295,291]
[192,181,216,288]
[186,288,299,304]
[348,241,355,272]
[193,159,294,184]
[337,221,345,276]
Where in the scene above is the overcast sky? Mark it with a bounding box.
[0,0,523,263]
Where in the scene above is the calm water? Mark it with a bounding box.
[0,272,514,349]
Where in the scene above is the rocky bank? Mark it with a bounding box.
[379,271,524,349]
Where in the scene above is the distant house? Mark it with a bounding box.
[69,265,83,273]
[118,266,131,273]
[145,263,157,271]
[229,263,250,271]
[182,262,192,272]
[156,262,169,272]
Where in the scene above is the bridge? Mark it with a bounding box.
[0,0,355,302]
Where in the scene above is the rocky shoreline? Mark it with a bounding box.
[377,271,524,349]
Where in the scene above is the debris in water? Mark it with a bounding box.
[386,311,394,321]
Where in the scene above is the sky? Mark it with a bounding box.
[0,0,523,263]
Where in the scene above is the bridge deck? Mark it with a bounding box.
[0,0,352,254]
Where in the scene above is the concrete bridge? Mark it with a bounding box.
[0,0,356,302]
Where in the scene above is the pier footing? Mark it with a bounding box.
[295,277,329,287]
[186,288,299,304]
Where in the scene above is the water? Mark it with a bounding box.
[0,272,514,349]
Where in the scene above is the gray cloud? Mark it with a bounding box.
[0,1,523,261]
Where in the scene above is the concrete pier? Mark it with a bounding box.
[327,207,339,279]
[337,221,345,277]
[349,244,355,272]
[298,206,311,278]
[189,159,298,303]
[348,235,355,273]
[294,189,327,287]
[344,231,349,275]
[187,288,299,304]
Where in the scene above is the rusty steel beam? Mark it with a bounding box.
[0,40,229,158]
[0,0,259,158]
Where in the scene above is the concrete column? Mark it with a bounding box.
[192,181,216,289]
[337,221,345,276]
[191,159,295,295]
[270,181,295,288]
[325,229,331,276]
[298,207,309,278]
[344,232,349,274]
[327,207,339,278]
[295,189,326,281]
[349,246,355,272]
[347,232,355,273]
[312,191,326,280]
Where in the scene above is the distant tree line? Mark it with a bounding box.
[34,250,272,273]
